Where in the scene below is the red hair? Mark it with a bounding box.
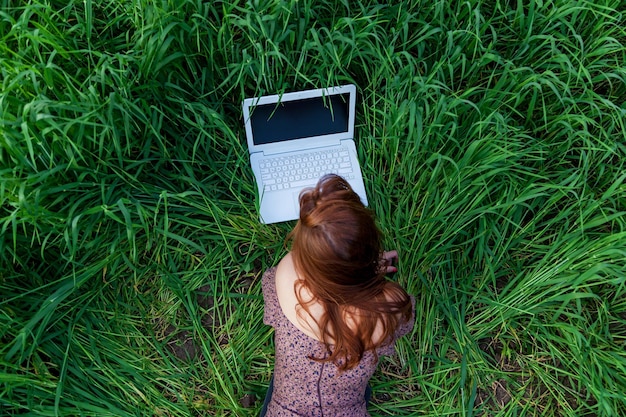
[287,174,412,371]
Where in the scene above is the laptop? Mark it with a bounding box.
[242,84,369,224]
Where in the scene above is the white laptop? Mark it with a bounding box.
[242,84,368,224]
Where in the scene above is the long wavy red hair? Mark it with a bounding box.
[287,174,412,371]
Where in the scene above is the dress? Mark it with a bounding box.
[262,267,415,417]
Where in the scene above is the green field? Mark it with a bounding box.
[1,0,625,415]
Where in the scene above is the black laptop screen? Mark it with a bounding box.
[249,93,350,145]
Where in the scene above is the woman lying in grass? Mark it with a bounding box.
[260,174,415,416]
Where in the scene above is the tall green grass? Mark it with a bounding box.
[1,0,625,415]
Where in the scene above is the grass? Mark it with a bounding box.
[1,0,625,415]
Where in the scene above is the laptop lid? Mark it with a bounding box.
[243,84,357,156]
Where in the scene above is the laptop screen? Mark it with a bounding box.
[249,93,350,145]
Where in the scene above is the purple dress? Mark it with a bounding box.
[262,267,415,417]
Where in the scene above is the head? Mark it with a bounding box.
[288,174,385,305]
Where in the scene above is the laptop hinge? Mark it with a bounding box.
[260,139,345,157]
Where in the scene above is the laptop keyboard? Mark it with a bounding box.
[259,147,355,192]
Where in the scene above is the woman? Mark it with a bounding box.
[261,174,415,417]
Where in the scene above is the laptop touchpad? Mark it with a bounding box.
[292,192,301,219]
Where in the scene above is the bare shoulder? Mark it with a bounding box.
[348,282,410,345]
[274,253,324,340]
[275,252,302,294]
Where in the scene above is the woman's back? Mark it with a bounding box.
[262,266,415,416]
[275,252,404,347]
